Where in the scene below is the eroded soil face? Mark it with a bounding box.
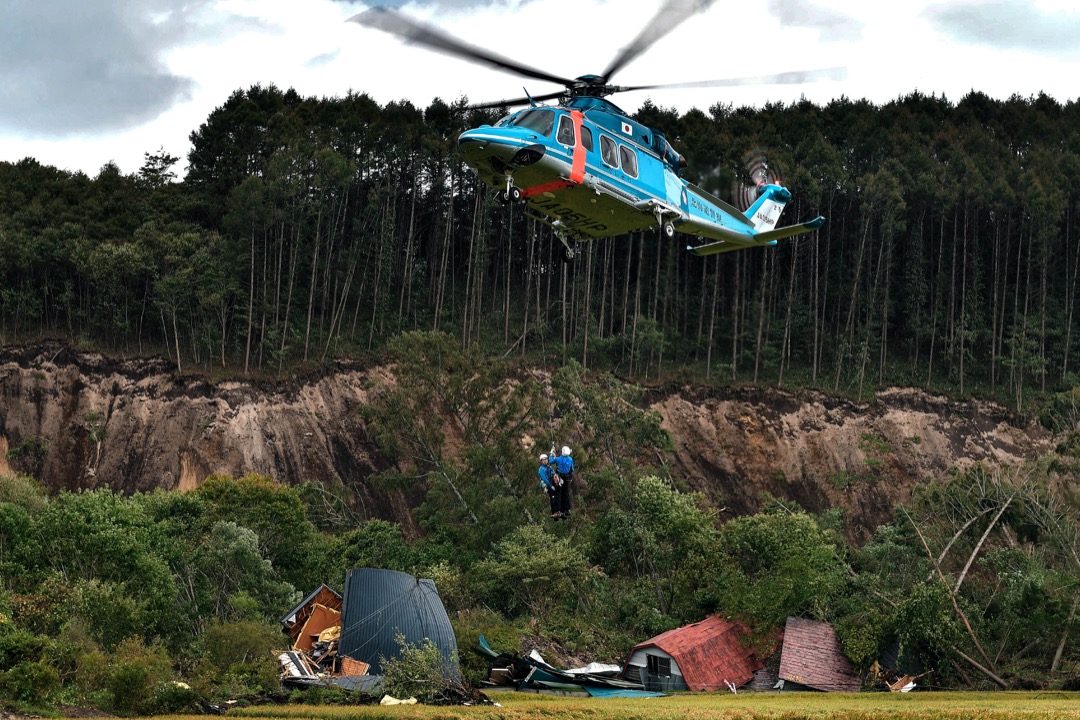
[0,343,1048,540]
[653,386,1046,540]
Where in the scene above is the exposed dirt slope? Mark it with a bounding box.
[0,343,1049,539]
[653,386,1045,540]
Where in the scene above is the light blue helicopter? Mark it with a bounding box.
[351,1,842,261]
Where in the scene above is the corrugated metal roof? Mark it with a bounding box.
[778,616,861,692]
[625,616,761,691]
[337,568,459,677]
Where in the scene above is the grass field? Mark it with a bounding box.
[215,690,1080,719]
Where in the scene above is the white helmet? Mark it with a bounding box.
[561,446,571,456]
[539,453,548,461]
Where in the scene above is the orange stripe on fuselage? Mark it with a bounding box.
[569,110,585,184]
[520,179,577,199]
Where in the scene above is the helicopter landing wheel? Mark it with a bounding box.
[508,186,522,203]
[661,221,675,239]
[562,245,577,263]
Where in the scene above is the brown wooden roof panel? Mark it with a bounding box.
[626,616,762,691]
[778,616,861,692]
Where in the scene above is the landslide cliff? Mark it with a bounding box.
[0,343,1049,539]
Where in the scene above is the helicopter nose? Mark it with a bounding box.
[458,129,545,170]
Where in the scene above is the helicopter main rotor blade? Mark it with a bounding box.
[349,7,575,89]
[469,91,567,111]
[617,66,847,92]
[601,0,716,83]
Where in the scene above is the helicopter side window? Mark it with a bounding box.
[580,125,593,152]
[600,135,618,168]
[513,109,554,137]
[556,115,575,146]
[619,145,639,178]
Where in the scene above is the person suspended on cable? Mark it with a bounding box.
[537,453,560,520]
[552,445,575,484]
[549,444,574,519]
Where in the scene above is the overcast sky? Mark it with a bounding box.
[2,0,1079,178]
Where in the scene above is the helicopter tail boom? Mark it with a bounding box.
[745,183,792,232]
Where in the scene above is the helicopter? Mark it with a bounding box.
[349,1,842,261]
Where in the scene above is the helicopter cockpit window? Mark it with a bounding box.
[580,125,594,152]
[556,115,575,146]
[513,109,554,137]
[600,135,618,168]
[495,114,513,127]
[619,145,639,178]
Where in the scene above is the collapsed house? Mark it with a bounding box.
[623,616,762,692]
[337,567,460,677]
[277,569,459,693]
[775,616,861,692]
[278,578,345,677]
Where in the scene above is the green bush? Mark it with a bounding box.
[0,659,59,705]
[201,619,281,673]
[195,620,281,702]
[104,636,172,715]
[380,633,461,704]
[146,680,201,714]
[0,474,47,513]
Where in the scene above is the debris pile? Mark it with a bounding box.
[276,583,377,691]
[275,570,461,697]
[477,636,663,698]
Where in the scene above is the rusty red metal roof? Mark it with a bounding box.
[779,616,861,692]
[626,616,761,691]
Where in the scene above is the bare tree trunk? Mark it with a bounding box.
[503,204,513,344]
[707,257,720,379]
[859,224,889,401]
[1040,229,1048,393]
[753,253,769,384]
[928,507,994,581]
[955,496,1013,593]
[621,233,632,350]
[878,237,893,385]
[279,227,300,374]
[399,178,418,327]
[905,508,1001,679]
[778,238,798,387]
[461,192,480,348]
[581,241,594,369]
[244,224,256,374]
[631,232,644,376]
[836,212,872,392]
[1063,206,1077,381]
[959,202,969,394]
[991,217,1002,391]
[598,238,610,340]
[732,253,741,382]
[433,175,454,332]
[927,211,944,389]
[520,221,535,357]
[1051,593,1078,673]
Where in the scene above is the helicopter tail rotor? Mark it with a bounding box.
[733,149,783,212]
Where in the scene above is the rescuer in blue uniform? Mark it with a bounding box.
[537,453,560,520]
[550,445,575,519]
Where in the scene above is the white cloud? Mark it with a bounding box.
[2,0,1079,177]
